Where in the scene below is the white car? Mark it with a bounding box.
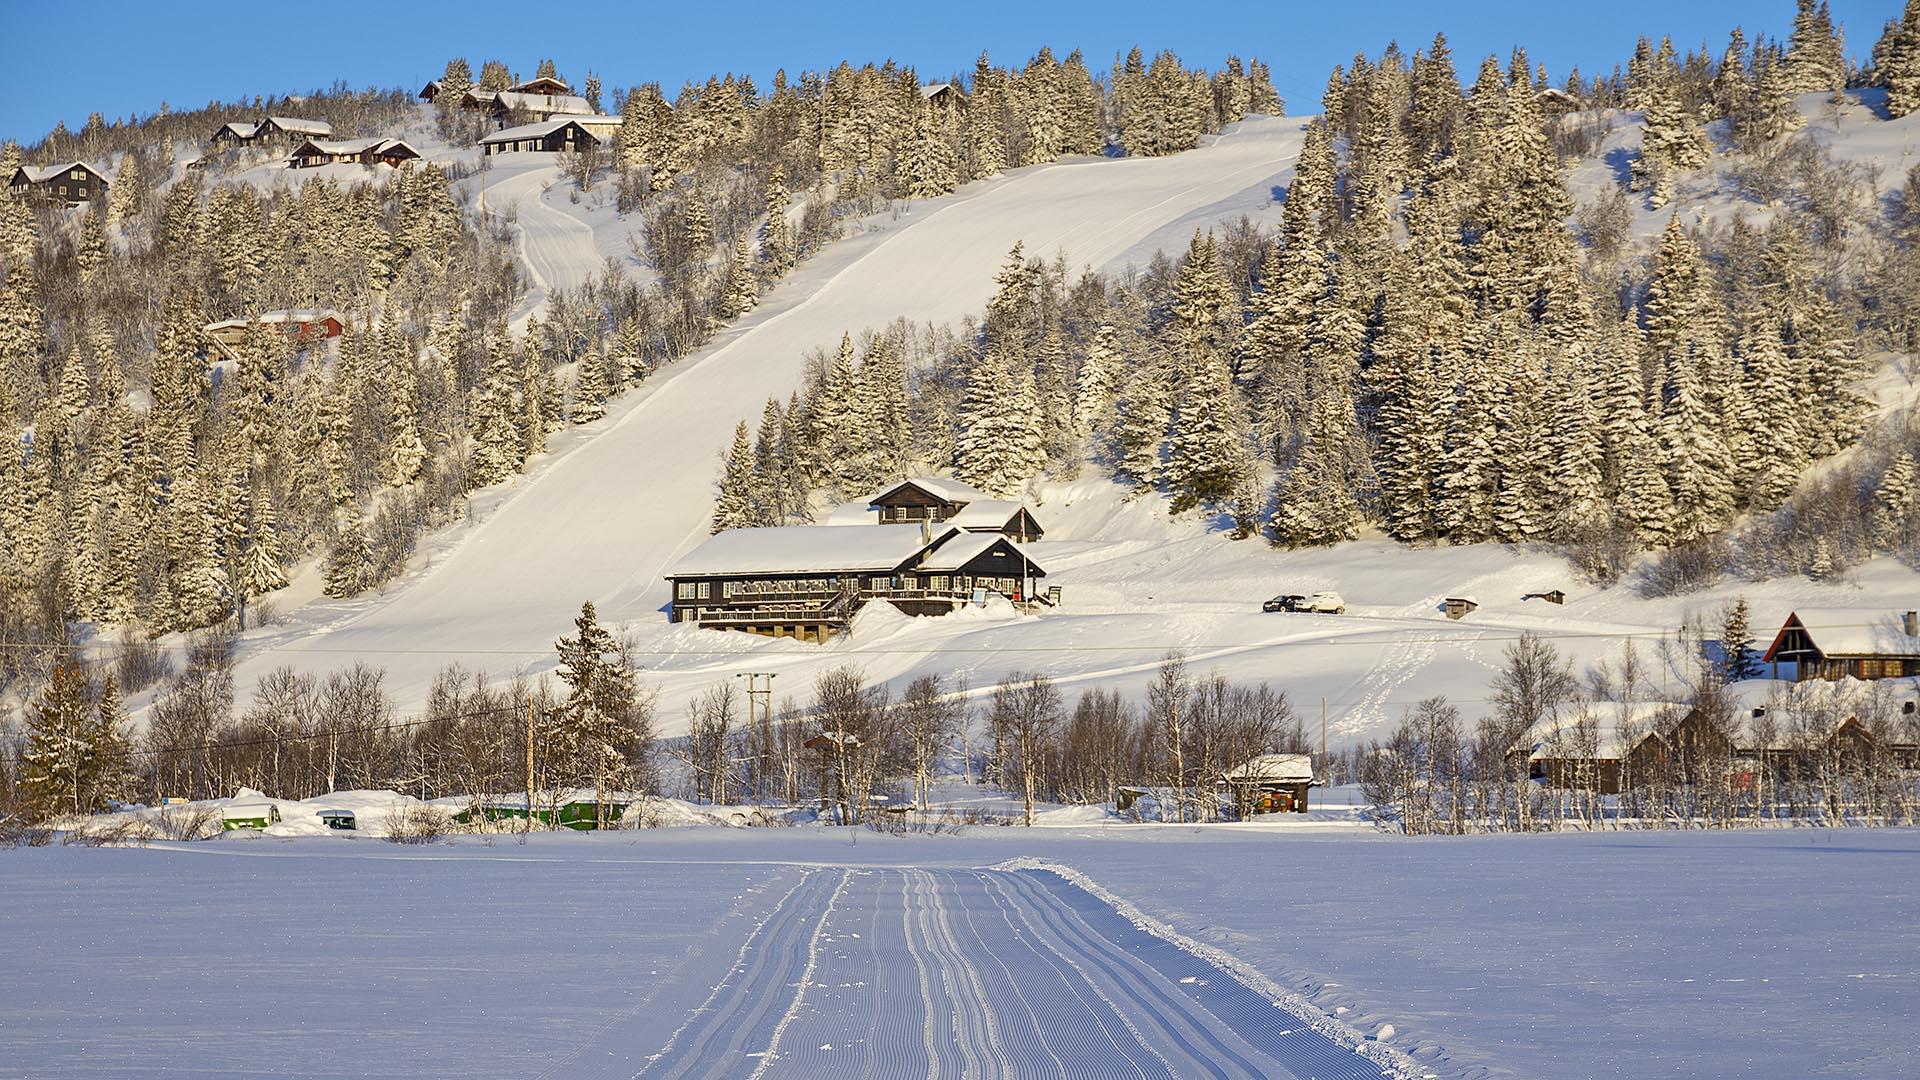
[1301,591,1346,614]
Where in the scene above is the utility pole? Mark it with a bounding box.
[736,673,776,802]
[1320,697,1327,766]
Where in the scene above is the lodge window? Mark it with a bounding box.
[928,575,948,591]
[697,581,711,600]
[677,582,696,600]
[70,169,83,180]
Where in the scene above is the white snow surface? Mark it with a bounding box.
[4,824,1916,1079]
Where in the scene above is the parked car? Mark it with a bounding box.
[1262,593,1306,612]
[1301,591,1347,614]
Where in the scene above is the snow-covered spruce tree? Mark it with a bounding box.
[1737,317,1806,510]
[954,349,1043,497]
[1635,76,1709,208]
[711,421,760,533]
[1871,451,1916,550]
[968,53,1009,179]
[570,350,608,425]
[1658,341,1737,544]
[1115,367,1170,496]
[553,600,638,822]
[467,336,522,489]
[1073,323,1118,448]
[854,334,910,486]
[1165,350,1246,514]
[1269,385,1363,548]
[1882,1,1920,117]
[19,662,94,820]
[1784,0,1847,95]
[387,349,427,488]
[902,103,958,199]
[762,166,794,276]
[717,235,759,320]
[323,515,375,599]
[1489,349,1553,543]
[240,487,288,597]
[437,58,474,106]
[1546,357,1608,538]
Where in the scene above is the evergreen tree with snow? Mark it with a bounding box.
[468,335,523,489]
[1871,451,1916,550]
[1165,350,1246,514]
[762,166,794,276]
[1737,318,1806,509]
[553,600,637,816]
[902,103,958,199]
[1635,76,1710,208]
[240,488,287,597]
[19,662,94,820]
[388,350,427,488]
[1269,386,1363,548]
[711,421,760,533]
[954,349,1043,496]
[1658,341,1737,544]
[1115,368,1169,495]
[717,235,760,320]
[571,351,608,425]
[1785,0,1847,94]
[1073,323,1119,446]
[1882,1,1920,117]
[437,58,474,106]
[323,515,375,599]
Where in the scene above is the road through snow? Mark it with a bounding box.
[559,866,1392,1080]
[221,118,1307,711]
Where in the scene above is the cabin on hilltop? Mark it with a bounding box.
[665,523,1049,641]
[209,121,261,147]
[1762,609,1920,681]
[288,138,420,169]
[203,309,345,356]
[253,116,333,143]
[8,162,107,206]
[479,116,617,154]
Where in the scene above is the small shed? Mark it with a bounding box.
[314,808,356,830]
[222,802,281,830]
[1219,753,1315,815]
[1444,596,1479,620]
[1522,590,1566,605]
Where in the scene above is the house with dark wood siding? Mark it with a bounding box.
[287,138,421,169]
[665,523,1049,641]
[1762,609,1920,681]
[8,162,108,206]
[479,117,617,154]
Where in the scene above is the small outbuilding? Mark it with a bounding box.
[315,808,357,830]
[1219,753,1315,815]
[222,802,281,830]
[1522,590,1566,605]
[1443,596,1478,620]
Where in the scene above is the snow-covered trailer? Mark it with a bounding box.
[222,803,281,831]
[315,809,356,830]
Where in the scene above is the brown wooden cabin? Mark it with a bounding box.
[418,79,442,102]
[479,118,614,155]
[920,82,967,110]
[1443,596,1478,620]
[8,162,107,206]
[465,89,594,124]
[1763,609,1920,682]
[253,116,333,143]
[288,138,420,169]
[1744,714,1882,781]
[510,75,573,96]
[1520,703,1683,795]
[1218,754,1314,814]
[866,477,993,525]
[665,523,1047,641]
[210,121,261,147]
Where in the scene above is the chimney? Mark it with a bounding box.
[1906,611,1919,637]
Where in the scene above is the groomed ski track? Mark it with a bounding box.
[556,866,1394,1080]
[221,118,1307,712]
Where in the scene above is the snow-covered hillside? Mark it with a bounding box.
[200,90,1920,738]
[211,117,1310,720]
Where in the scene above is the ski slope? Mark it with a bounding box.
[219,117,1309,715]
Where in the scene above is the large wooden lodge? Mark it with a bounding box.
[666,479,1052,641]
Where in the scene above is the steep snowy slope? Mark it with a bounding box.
[217,117,1310,716]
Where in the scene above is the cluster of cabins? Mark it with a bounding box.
[667,478,1053,641]
[209,115,422,171]
[1525,609,1920,793]
[418,74,627,156]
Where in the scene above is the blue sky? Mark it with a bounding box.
[0,1,1902,143]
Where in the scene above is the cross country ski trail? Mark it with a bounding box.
[564,864,1398,1080]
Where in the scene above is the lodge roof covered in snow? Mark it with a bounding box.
[1220,753,1315,784]
[914,531,1036,573]
[668,524,942,577]
[14,161,98,184]
[1522,702,1689,761]
[1764,609,1920,660]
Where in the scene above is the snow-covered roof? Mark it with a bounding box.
[14,161,97,184]
[1220,753,1314,783]
[510,76,573,94]
[867,476,991,506]
[1769,609,1920,658]
[920,82,965,100]
[915,531,1039,573]
[491,91,593,115]
[290,138,418,158]
[224,802,277,817]
[1524,702,1686,761]
[945,499,1035,530]
[1728,676,1920,740]
[668,524,937,577]
[480,118,610,144]
[265,116,332,135]
[215,121,259,139]
[204,308,342,333]
[546,112,622,128]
